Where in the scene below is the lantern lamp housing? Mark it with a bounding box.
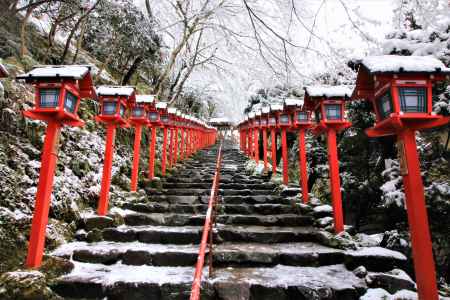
[294,109,313,127]
[95,86,136,126]
[304,85,352,134]
[18,65,96,127]
[352,55,450,137]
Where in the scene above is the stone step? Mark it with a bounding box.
[52,263,366,299]
[147,189,277,197]
[162,182,276,190]
[101,225,318,244]
[122,212,313,227]
[52,241,345,268]
[121,203,297,215]
[221,195,290,205]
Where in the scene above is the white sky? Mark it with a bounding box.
[140,0,395,122]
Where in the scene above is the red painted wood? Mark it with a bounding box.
[263,128,268,171]
[98,124,117,216]
[180,128,185,161]
[130,125,142,192]
[298,129,309,203]
[255,129,260,163]
[148,126,157,179]
[326,129,344,233]
[162,127,168,176]
[271,128,277,176]
[281,128,288,185]
[169,128,174,168]
[174,127,179,164]
[399,129,438,300]
[26,122,62,268]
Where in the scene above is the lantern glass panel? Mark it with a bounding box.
[399,87,427,112]
[315,108,322,122]
[297,112,308,122]
[280,114,290,125]
[103,101,117,115]
[255,119,260,125]
[269,117,276,125]
[262,119,268,126]
[161,114,169,123]
[377,91,393,119]
[64,91,77,113]
[148,111,159,122]
[39,89,60,108]
[120,104,126,118]
[325,104,342,120]
[132,107,144,117]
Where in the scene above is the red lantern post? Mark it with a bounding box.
[268,107,279,176]
[352,55,450,300]
[95,86,136,215]
[129,95,155,191]
[17,65,96,268]
[147,99,160,180]
[273,104,291,185]
[261,107,270,172]
[254,110,261,163]
[157,102,169,176]
[286,98,313,203]
[305,85,352,233]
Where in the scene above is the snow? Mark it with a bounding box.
[361,55,450,74]
[0,63,9,77]
[248,111,255,118]
[167,107,177,114]
[270,104,283,111]
[255,110,262,116]
[17,65,92,80]
[261,106,270,114]
[360,288,448,300]
[96,86,135,97]
[313,205,333,214]
[135,95,155,103]
[284,98,303,107]
[305,85,353,98]
[156,102,167,109]
[347,247,407,261]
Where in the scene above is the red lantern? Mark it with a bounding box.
[352,55,450,300]
[129,95,154,192]
[156,102,169,176]
[95,86,136,216]
[17,65,96,268]
[304,85,352,233]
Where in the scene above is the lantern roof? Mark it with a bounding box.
[209,117,232,127]
[248,111,255,118]
[261,106,270,114]
[17,65,93,80]
[284,98,303,107]
[167,107,177,114]
[96,86,135,97]
[156,102,168,109]
[304,85,353,99]
[270,103,283,111]
[0,63,9,78]
[358,55,450,74]
[255,110,262,117]
[136,94,155,103]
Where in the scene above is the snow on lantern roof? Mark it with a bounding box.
[248,111,255,118]
[156,102,167,109]
[17,65,92,80]
[209,117,230,124]
[167,107,177,114]
[96,86,135,97]
[176,111,182,116]
[136,95,155,103]
[262,106,270,114]
[305,85,352,99]
[359,55,450,74]
[255,110,262,117]
[285,98,303,107]
[0,63,9,77]
[270,104,283,111]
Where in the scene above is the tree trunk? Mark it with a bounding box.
[122,56,143,85]
[72,16,88,63]
[60,0,100,64]
[20,3,34,58]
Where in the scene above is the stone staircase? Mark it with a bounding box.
[49,142,408,299]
